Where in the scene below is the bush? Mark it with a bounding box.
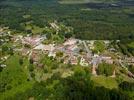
[119,81,134,91]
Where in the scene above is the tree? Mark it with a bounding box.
[0,66,3,72]
[19,58,24,65]
[29,58,34,64]
[94,41,106,54]
[2,45,8,54]
[128,65,134,74]
[28,64,34,72]
[30,72,35,79]
[56,52,63,58]
[46,32,52,39]
[8,48,14,55]
[119,81,134,91]
[93,87,110,100]
[97,63,115,76]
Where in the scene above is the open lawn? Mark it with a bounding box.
[127,42,134,48]
[25,24,45,34]
[31,25,45,34]
[91,75,118,89]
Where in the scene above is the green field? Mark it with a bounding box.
[91,76,118,89]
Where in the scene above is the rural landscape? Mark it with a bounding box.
[0,0,134,100]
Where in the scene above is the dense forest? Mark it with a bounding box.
[0,0,134,40]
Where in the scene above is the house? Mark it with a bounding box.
[92,57,102,67]
[64,56,69,64]
[70,56,78,65]
[22,36,44,47]
[1,64,7,68]
[30,51,40,63]
[93,54,99,58]
[34,44,55,52]
[66,45,79,53]
[48,51,56,58]
[101,56,113,64]
[109,48,116,52]
[13,35,23,42]
[55,45,65,52]
[34,44,45,51]
[88,40,95,49]
[125,57,134,65]
[50,22,59,31]
[54,45,65,58]
[44,44,55,53]
[0,27,3,32]
[105,59,114,64]
[63,38,77,46]
[21,49,30,56]
[64,49,72,56]
[101,56,112,60]
[80,57,89,66]
[104,40,110,45]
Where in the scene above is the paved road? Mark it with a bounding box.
[82,41,92,57]
[82,41,98,75]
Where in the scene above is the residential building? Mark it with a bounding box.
[80,57,89,66]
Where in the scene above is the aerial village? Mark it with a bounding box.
[0,22,134,79]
